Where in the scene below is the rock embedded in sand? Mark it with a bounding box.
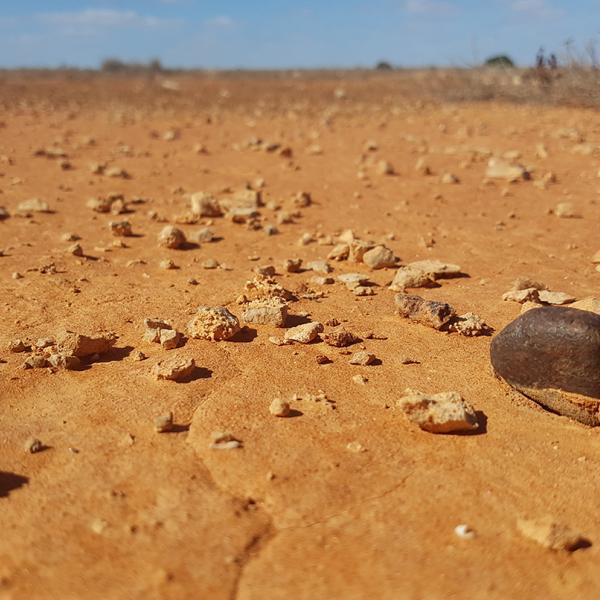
[109,220,133,237]
[210,432,243,450]
[48,352,82,370]
[398,390,479,433]
[24,437,44,453]
[389,260,461,292]
[187,306,241,341]
[490,306,600,425]
[56,330,116,358]
[485,158,529,182]
[190,191,223,217]
[323,327,361,348]
[154,412,174,433]
[362,245,396,269]
[16,198,51,214]
[349,351,377,365]
[283,322,323,344]
[158,225,186,249]
[516,517,589,552]
[151,355,196,381]
[394,293,456,330]
[241,298,288,327]
[554,202,577,218]
[269,398,291,417]
[537,290,575,305]
[450,313,491,337]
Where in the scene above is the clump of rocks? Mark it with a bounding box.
[143,318,184,349]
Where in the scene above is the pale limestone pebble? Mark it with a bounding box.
[9,339,30,353]
[187,306,241,341]
[237,275,295,304]
[62,232,81,242]
[389,259,461,292]
[328,243,350,261]
[352,285,375,296]
[440,172,460,184]
[362,245,396,269]
[298,232,315,246]
[283,322,324,344]
[190,191,223,217]
[554,202,578,218]
[415,157,432,175]
[323,327,361,348]
[269,398,291,417]
[35,338,54,350]
[24,437,44,454]
[210,431,243,450]
[502,288,540,304]
[292,191,312,208]
[570,297,600,315]
[105,166,129,179]
[349,239,373,263]
[16,198,51,215]
[516,517,589,552]
[47,353,82,370]
[311,276,334,286]
[450,313,491,337]
[306,260,332,274]
[158,225,186,249]
[349,351,377,366]
[389,266,437,292]
[23,355,49,369]
[394,294,456,330]
[220,188,262,212]
[241,299,288,327]
[151,355,196,381]
[109,220,133,237]
[154,412,174,433]
[87,196,113,213]
[398,390,479,433]
[159,329,184,350]
[346,441,366,453]
[337,273,371,287]
[202,259,219,270]
[454,524,476,540]
[67,243,84,257]
[283,258,303,273]
[538,290,575,305]
[159,259,177,270]
[131,350,147,361]
[353,374,368,385]
[56,330,117,358]
[375,159,395,175]
[485,158,529,182]
[264,224,278,236]
[193,227,216,243]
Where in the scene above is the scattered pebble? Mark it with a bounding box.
[269,398,291,417]
[151,355,196,381]
[210,431,243,450]
[516,517,589,552]
[187,306,241,341]
[398,389,479,433]
[154,412,174,433]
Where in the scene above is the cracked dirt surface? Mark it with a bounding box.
[1,73,600,598]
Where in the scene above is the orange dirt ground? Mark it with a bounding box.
[1,73,600,599]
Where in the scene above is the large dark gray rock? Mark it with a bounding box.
[490,306,600,426]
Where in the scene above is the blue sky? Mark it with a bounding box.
[0,1,598,69]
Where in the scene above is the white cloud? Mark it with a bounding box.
[204,15,236,29]
[404,0,456,14]
[36,9,176,30]
[510,0,563,18]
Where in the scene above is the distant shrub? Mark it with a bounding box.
[100,58,163,73]
[375,61,393,71]
[485,55,515,68]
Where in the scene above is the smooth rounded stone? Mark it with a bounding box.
[490,306,600,425]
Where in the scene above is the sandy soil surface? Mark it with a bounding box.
[1,74,600,599]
